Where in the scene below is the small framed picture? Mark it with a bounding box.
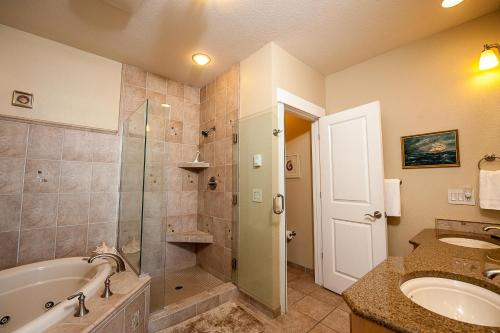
[12,90,33,108]
[285,153,301,178]
[401,129,460,169]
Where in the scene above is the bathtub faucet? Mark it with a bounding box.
[87,253,126,273]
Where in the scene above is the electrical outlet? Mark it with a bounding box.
[448,188,475,206]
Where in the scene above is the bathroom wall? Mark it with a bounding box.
[285,113,314,270]
[0,120,120,270]
[197,65,240,282]
[325,11,500,257]
[0,24,121,131]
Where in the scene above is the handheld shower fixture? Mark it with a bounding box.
[201,126,216,137]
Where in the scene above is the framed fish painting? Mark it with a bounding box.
[401,129,460,169]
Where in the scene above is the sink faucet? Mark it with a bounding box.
[483,226,500,241]
[87,253,126,273]
[483,269,500,279]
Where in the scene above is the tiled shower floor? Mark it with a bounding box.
[165,266,224,305]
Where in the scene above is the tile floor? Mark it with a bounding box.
[272,265,351,333]
[165,266,224,305]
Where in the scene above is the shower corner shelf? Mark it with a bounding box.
[166,230,214,244]
[178,162,210,170]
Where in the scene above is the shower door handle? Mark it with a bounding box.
[273,194,284,214]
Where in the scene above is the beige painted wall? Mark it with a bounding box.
[285,113,314,269]
[272,44,325,108]
[0,24,122,131]
[325,11,500,257]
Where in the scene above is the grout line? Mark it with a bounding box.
[16,124,30,265]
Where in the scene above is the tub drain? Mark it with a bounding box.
[0,315,10,326]
[45,301,55,310]
[174,285,183,290]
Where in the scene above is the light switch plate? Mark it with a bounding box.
[252,189,263,203]
[253,154,262,167]
[448,189,475,206]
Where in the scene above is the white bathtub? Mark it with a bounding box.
[0,257,112,333]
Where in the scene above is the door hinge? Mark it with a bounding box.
[319,191,322,198]
[273,129,282,136]
[232,258,238,271]
[232,133,238,144]
[321,252,324,259]
[232,193,238,206]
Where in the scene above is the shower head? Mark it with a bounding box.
[201,126,216,137]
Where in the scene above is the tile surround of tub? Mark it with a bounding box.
[0,119,120,269]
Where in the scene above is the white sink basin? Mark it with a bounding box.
[400,277,500,327]
[439,237,500,250]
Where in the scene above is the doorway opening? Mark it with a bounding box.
[284,112,316,294]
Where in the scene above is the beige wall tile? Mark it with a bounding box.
[55,225,88,258]
[0,231,19,269]
[181,144,198,163]
[23,159,61,193]
[57,193,90,226]
[184,103,200,125]
[0,158,25,194]
[27,125,64,160]
[0,194,21,232]
[0,120,28,158]
[122,64,147,88]
[147,115,166,141]
[165,166,182,191]
[87,222,116,252]
[62,129,93,162]
[181,191,198,215]
[165,243,196,272]
[181,215,197,232]
[143,192,163,219]
[166,191,181,217]
[147,73,167,94]
[89,193,118,223]
[21,193,58,229]
[167,80,184,98]
[144,165,163,192]
[165,120,183,143]
[200,86,207,103]
[60,161,92,193]
[18,227,56,264]
[91,163,120,192]
[181,171,198,191]
[214,141,225,166]
[122,84,147,118]
[165,143,182,165]
[91,133,120,163]
[184,85,200,104]
[182,123,199,145]
[94,310,124,333]
[165,96,184,122]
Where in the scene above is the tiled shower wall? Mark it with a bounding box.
[120,64,201,277]
[197,65,239,282]
[0,121,120,270]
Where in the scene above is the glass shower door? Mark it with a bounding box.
[236,105,285,313]
[118,101,148,274]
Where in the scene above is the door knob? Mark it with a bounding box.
[365,211,382,219]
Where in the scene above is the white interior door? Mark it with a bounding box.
[319,101,387,293]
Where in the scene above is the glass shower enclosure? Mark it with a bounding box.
[118,100,166,312]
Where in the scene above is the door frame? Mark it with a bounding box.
[276,88,325,313]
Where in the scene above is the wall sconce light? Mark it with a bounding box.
[479,43,499,71]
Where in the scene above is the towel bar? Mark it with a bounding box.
[478,154,500,170]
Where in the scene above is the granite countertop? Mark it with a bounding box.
[343,229,500,333]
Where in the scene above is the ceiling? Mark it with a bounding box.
[0,0,498,87]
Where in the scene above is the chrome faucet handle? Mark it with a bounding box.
[101,272,116,299]
[483,226,500,232]
[483,269,500,279]
[67,292,89,317]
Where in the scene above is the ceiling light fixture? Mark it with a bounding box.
[441,0,464,8]
[192,53,211,66]
[479,44,499,71]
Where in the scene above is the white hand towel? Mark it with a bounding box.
[384,179,401,217]
[479,170,500,210]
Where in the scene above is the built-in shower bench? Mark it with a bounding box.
[165,230,214,243]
